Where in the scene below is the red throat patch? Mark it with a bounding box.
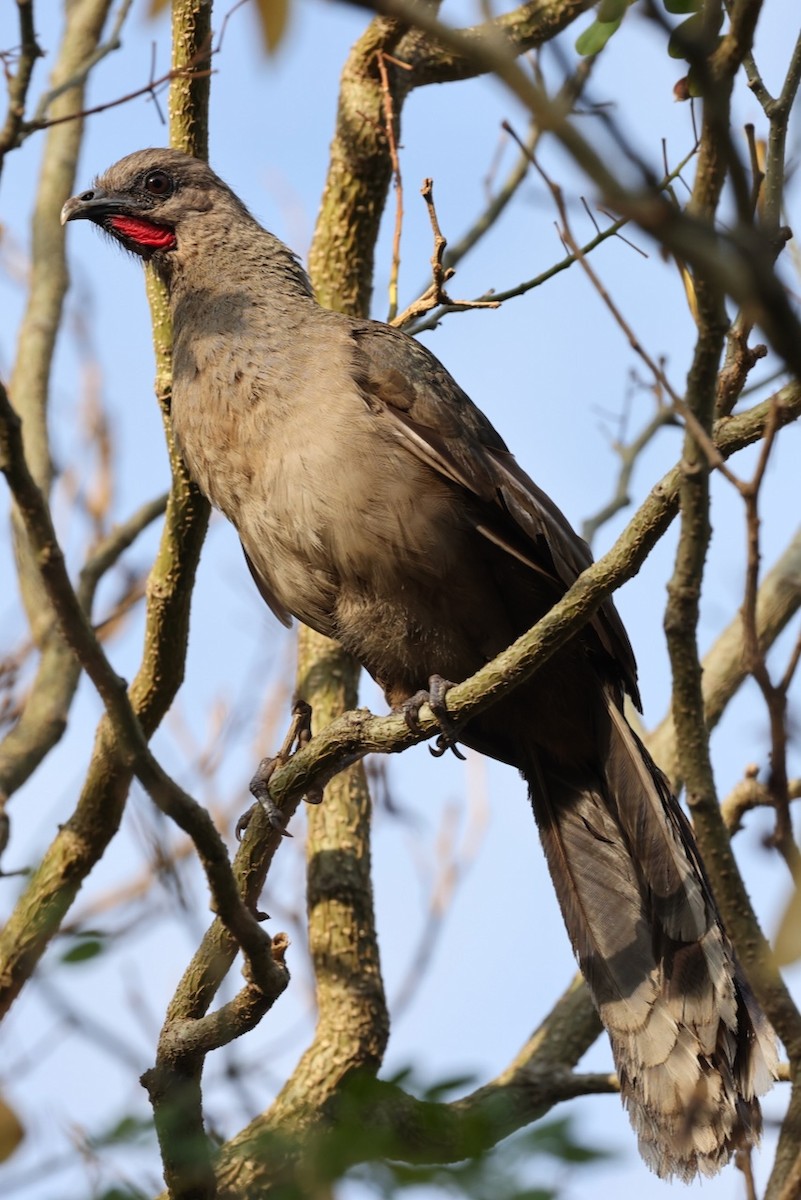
[108,215,176,250]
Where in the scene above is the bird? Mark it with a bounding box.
[62,148,776,1182]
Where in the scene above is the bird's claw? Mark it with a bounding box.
[402,674,453,731]
[239,755,292,839]
[235,804,257,841]
[237,700,319,839]
[401,675,466,760]
[429,730,465,759]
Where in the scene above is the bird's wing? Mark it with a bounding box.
[242,543,293,627]
[350,319,640,704]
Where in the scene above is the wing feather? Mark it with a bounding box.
[350,319,640,702]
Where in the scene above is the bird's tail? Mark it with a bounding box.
[525,693,777,1181]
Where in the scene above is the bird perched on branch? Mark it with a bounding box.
[63,149,776,1182]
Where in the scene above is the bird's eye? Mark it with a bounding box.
[143,170,174,197]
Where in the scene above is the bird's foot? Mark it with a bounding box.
[239,755,284,839]
[237,699,322,839]
[401,675,466,760]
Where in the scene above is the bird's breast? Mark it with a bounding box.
[169,327,464,634]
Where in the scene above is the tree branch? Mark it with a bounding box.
[394,0,595,86]
[246,382,801,826]
[311,0,595,317]
[213,975,607,1195]
[648,525,801,787]
[365,0,801,382]
[1,0,116,801]
[0,0,43,169]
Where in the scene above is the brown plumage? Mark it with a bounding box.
[63,149,777,1180]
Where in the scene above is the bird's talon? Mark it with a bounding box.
[254,789,291,835]
[240,755,291,837]
[429,732,466,760]
[236,804,255,840]
[401,675,463,756]
[401,691,427,733]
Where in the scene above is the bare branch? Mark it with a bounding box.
[582,402,678,546]
[722,769,801,835]
[376,48,405,322]
[254,383,801,841]
[649,525,801,786]
[410,137,700,335]
[394,178,501,328]
[739,402,800,870]
[29,0,134,127]
[0,0,43,169]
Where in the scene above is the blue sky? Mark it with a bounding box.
[1,2,799,1198]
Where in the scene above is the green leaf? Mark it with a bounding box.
[520,1116,612,1164]
[96,1115,155,1146]
[575,16,625,56]
[60,935,106,964]
[668,10,720,57]
[507,1191,555,1200]
[58,926,107,964]
[422,1073,476,1101]
[597,0,630,21]
[663,0,701,12]
[384,1066,414,1087]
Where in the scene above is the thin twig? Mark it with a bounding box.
[29,0,135,126]
[739,400,800,871]
[409,135,700,335]
[0,380,280,999]
[428,56,597,288]
[392,772,488,1016]
[376,49,405,323]
[0,0,43,167]
[22,61,213,135]
[509,125,743,490]
[394,179,501,327]
[581,402,677,546]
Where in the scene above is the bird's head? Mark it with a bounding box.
[61,148,248,263]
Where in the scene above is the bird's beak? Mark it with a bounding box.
[60,188,129,226]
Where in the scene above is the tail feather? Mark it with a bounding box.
[525,689,777,1182]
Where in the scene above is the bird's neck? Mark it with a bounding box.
[156,214,314,309]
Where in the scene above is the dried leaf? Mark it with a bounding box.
[254,0,290,53]
[675,257,698,324]
[775,884,801,966]
[0,1097,24,1162]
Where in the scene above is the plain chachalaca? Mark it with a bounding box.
[62,149,777,1181]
